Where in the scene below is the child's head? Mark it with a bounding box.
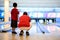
[13,2,17,7]
[23,12,28,15]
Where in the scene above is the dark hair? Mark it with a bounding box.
[23,12,28,15]
[13,2,17,7]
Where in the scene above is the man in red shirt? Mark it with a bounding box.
[18,12,31,36]
[11,2,19,34]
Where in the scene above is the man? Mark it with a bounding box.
[18,12,31,36]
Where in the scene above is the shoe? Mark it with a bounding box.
[21,30,24,33]
[26,31,29,36]
[12,31,17,34]
[19,30,24,36]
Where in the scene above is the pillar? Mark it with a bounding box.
[4,0,10,29]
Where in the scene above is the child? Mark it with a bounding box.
[11,2,19,34]
[18,12,31,36]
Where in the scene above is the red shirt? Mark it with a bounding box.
[11,8,19,21]
[18,15,31,27]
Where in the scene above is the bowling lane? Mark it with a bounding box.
[0,20,60,34]
[37,21,60,33]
